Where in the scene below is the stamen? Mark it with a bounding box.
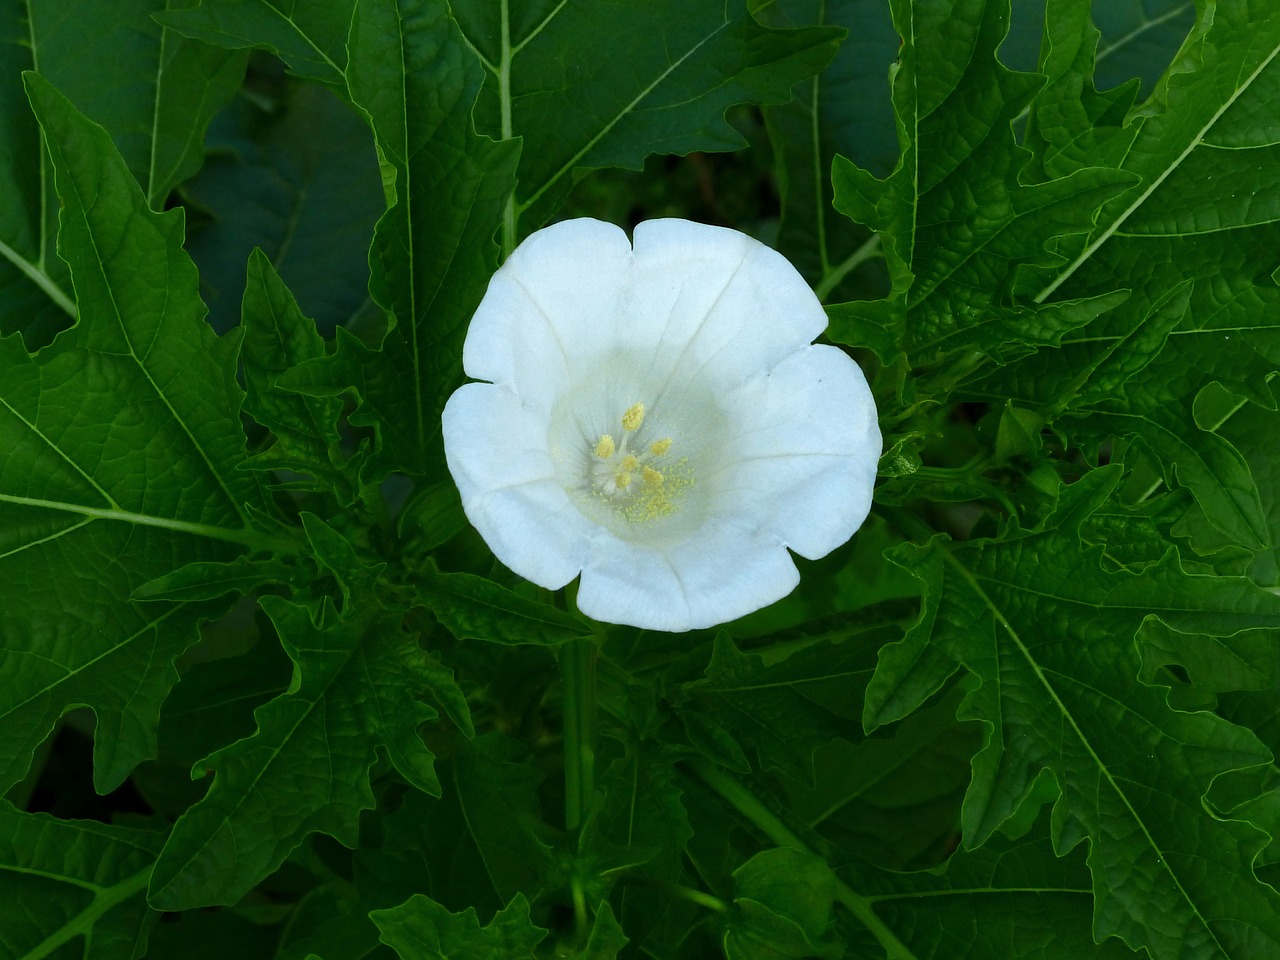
[621,454,638,471]
[642,466,664,488]
[615,470,632,490]
[622,402,645,432]
[594,434,616,459]
[649,438,671,456]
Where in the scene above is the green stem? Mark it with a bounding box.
[686,760,918,960]
[561,636,597,832]
[498,0,518,257]
[815,233,881,302]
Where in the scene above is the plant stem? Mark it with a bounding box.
[560,636,597,832]
[686,759,918,960]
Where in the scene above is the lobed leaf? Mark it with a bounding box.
[0,75,273,796]
[867,468,1280,959]
[452,0,844,230]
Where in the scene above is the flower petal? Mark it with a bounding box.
[710,344,881,560]
[623,219,829,397]
[442,383,592,588]
[462,219,633,408]
[575,516,800,632]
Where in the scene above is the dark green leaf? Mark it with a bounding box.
[0,803,163,959]
[414,563,591,645]
[866,467,1280,959]
[371,892,546,960]
[1,75,272,795]
[453,0,843,230]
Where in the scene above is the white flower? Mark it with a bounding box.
[441,218,881,632]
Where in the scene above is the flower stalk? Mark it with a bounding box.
[560,635,597,832]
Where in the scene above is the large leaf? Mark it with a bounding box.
[147,520,462,909]
[865,467,1280,959]
[827,0,1137,377]
[182,77,383,336]
[279,0,519,481]
[0,803,163,960]
[970,0,1280,550]
[758,0,900,299]
[451,0,844,231]
[1,0,246,346]
[0,76,273,796]
[371,892,546,960]
[156,0,357,90]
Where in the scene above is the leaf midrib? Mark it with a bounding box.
[941,545,1229,955]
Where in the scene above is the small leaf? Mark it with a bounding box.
[414,563,591,645]
[371,892,546,959]
[724,848,841,960]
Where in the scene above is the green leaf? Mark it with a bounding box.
[452,734,557,906]
[147,592,452,909]
[857,808,1146,958]
[239,250,352,495]
[182,78,383,336]
[280,0,519,481]
[452,0,843,230]
[0,803,163,960]
[827,0,1138,380]
[2,1,245,345]
[413,563,591,645]
[975,0,1280,549]
[371,892,546,960]
[866,467,1280,959]
[758,0,900,299]
[681,626,892,783]
[156,0,357,89]
[724,848,841,960]
[0,75,273,795]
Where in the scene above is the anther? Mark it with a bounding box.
[615,470,632,490]
[642,466,664,488]
[622,402,645,432]
[594,434,615,459]
[621,454,638,471]
[649,438,671,457]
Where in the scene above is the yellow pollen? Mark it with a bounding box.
[594,434,615,459]
[621,454,638,471]
[649,438,672,457]
[621,402,645,432]
[615,470,632,490]
[642,466,664,488]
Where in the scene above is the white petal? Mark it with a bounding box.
[623,219,828,397]
[709,345,881,559]
[576,516,800,632]
[442,383,592,588]
[462,219,633,408]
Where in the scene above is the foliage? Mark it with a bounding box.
[2,0,1278,958]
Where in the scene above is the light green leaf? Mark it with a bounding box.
[452,0,843,231]
[371,892,546,960]
[0,802,163,960]
[866,467,1280,959]
[0,75,274,795]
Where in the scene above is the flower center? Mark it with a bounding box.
[586,401,693,524]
